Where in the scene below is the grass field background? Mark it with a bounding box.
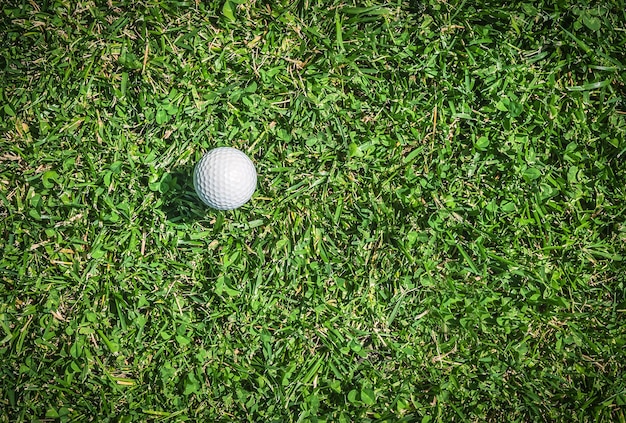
[1,0,625,421]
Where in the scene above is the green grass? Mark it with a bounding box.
[1,0,626,421]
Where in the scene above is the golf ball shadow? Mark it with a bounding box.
[158,164,207,222]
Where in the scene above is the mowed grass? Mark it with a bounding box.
[1,0,626,421]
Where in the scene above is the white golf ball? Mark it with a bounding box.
[193,147,257,210]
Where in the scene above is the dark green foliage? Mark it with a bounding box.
[1,0,625,421]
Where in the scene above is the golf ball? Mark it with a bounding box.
[193,147,257,210]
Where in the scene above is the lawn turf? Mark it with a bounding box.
[1,0,626,421]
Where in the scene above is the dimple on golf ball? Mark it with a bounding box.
[193,147,257,210]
